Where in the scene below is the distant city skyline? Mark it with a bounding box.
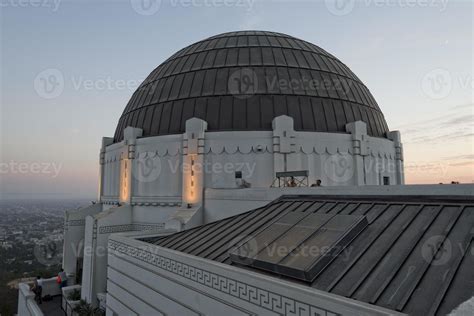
[1,0,473,199]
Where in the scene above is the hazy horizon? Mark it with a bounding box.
[1,0,473,199]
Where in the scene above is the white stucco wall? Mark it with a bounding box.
[81,205,133,305]
[102,141,123,199]
[106,233,403,316]
[63,203,102,276]
[132,135,183,199]
[100,118,403,208]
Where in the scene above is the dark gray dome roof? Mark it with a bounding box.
[114,31,389,141]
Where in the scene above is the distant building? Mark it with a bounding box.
[1,241,13,249]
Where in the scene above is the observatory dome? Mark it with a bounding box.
[114,31,388,141]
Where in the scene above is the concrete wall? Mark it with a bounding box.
[106,234,402,316]
[63,203,102,276]
[131,205,178,225]
[81,205,133,305]
[101,119,403,207]
[102,141,123,199]
[132,134,183,199]
[18,283,44,316]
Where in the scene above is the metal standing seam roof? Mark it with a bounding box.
[114,31,389,142]
[143,195,474,316]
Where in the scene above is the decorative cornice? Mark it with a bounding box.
[101,145,395,161]
[130,201,181,207]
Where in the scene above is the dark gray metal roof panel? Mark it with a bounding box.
[113,31,389,141]
[143,195,474,315]
[436,236,474,315]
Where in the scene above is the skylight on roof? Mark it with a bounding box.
[229,212,368,282]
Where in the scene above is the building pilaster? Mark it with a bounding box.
[182,118,207,207]
[272,115,296,174]
[387,130,405,184]
[98,137,113,202]
[346,121,368,185]
[120,127,143,204]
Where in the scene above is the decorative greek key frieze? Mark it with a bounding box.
[99,224,134,234]
[99,223,165,234]
[133,223,165,231]
[108,240,340,316]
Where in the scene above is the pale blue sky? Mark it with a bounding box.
[1,0,472,198]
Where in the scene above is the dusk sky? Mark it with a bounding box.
[1,0,472,199]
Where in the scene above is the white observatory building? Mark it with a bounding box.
[18,31,474,316]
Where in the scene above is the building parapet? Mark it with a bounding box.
[106,233,403,316]
[18,282,44,316]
